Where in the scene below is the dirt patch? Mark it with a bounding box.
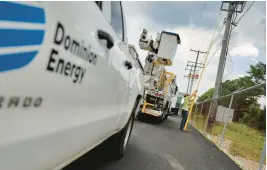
[210,135,232,152]
[235,157,266,170]
[209,135,265,170]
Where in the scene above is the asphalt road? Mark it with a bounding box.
[63,115,241,170]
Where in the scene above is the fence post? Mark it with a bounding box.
[204,99,213,134]
[191,103,198,125]
[194,103,198,114]
[258,138,266,170]
[219,94,234,148]
[200,102,204,116]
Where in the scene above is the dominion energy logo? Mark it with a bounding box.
[0,2,45,72]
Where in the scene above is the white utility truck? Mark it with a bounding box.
[136,29,181,123]
[0,1,142,170]
[128,44,145,118]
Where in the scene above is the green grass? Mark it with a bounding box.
[192,113,206,131]
[192,114,265,162]
[212,123,265,162]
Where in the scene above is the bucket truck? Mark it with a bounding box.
[136,29,181,123]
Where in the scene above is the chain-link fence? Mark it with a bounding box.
[191,83,266,170]
[192,100,213,133]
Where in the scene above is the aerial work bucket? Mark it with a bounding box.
[139,29,181,66]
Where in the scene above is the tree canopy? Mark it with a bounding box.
[197,61,266,131]
[198,61,266,101]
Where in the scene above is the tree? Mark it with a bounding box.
[199,61,265,101]
[247,61,266,84]
[197,88,214,102]
[198,61,266,130]
[242,103,265,131]
[247,61,266,96]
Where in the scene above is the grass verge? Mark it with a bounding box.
[193,115,265,162]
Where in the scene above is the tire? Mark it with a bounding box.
[162,102,169,120]
[158,111,165,124]
[134,97,142,120]
[135,111,142,120]
[165,114,168,120]
[107,113,134,160]
[107,97,140,160]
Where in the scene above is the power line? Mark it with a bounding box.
[222,3,257,82]
[208,23,225,51]
[222,55,234,81]
[206,3,239,70]
[200,2,243,52]
[222,31,235,81]
[235,1,255,25]
[229,52,233,64]
[200,16,224,63]
[206,15,236,89]
[221,54,234,95]
[223,11,235,82]
[210,6,238,52]
[225,11,237,56]
[200,13,224,51]
[229,1,255,36]
[206,41,222,66]
[202,12,233,52]
[199,1,207,21]
[196,1,208,49]
[199,7,222,48]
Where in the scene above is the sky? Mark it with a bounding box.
[122,1,266,96]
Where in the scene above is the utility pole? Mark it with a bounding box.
[189,49,207,94]
[213,3,234,99]
[184,61,203,94]
[185,67,193,93]
[207,1,246,132]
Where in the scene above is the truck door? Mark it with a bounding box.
[101,1,134,130]
[93,1,130,133]
[109,2,139,130]
[119,45,140,127]
[0,2,130,169]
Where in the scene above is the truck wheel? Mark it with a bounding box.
[135,111,142,120]
[158,112,165,124]
[134,97,142,120]
[165,114,168,120]
[107,97,140,160]
[162,103,169,120]
[107,113,134,160]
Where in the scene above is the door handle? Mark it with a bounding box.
[97,29,114,49]
[124,60,133,70]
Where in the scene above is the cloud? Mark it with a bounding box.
[123,1,265,96]
[125,14,224,95]
[123,1,222,29]
[233,2,266,49]
[229,43,259,58]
